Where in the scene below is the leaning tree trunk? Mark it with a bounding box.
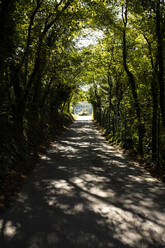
[122,2,143,156]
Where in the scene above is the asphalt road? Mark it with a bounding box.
[0,120,165,248]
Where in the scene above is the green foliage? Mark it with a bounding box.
[0,0,165,180]
[78,0,165,166]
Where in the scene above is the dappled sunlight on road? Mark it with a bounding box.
[0,121,165,247]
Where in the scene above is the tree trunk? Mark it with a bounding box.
[156,0,165,126]
[151,75,159,162]
[0,0,16,112]
[144,34,159,163]
[122,3,143,156]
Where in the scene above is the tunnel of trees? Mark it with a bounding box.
[0,0,165,186]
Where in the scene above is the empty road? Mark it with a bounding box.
[0,120,165,247]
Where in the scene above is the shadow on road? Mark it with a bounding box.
[0,121,165,247]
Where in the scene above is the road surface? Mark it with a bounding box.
[0,120,165,247]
